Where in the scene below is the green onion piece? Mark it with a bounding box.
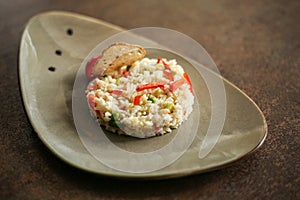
[116,78,120,85]
[165,103,174,110]
[112,113,119,119]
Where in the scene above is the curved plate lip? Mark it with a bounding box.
[18,11,268,180]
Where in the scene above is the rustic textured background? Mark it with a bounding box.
[0,0,299,199]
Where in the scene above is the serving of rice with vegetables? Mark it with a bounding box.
[85,43,194,138]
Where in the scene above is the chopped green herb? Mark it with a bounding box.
[103,74,108,78]
[147,97,156,103]
[126,65,131,71]
[108,119,118,128]
[109,113,121,128]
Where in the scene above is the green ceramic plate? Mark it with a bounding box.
[19,11,267,179]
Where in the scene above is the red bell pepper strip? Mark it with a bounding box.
[153,124,161,131]
[169,78,186,92]
[86,55,101,80]
[157,58,162,64]
[95,110,101,116]
[163,62,171,70]
[134,95,142,105]
[88,94,101,115]
[123,71,131,78]
[157,58,171,70]
[88,93,96,109]
[163,69,174,81]
[88,82,98,91]
[183,72,193,93]
[136,82,167,92]
[110,90,123,95]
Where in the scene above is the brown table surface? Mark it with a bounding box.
[1,0,299,199]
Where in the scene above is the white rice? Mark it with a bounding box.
[86,58,194,138]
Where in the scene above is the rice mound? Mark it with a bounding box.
[86,58,194,138]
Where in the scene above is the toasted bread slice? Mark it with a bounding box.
[88,43,146,78]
